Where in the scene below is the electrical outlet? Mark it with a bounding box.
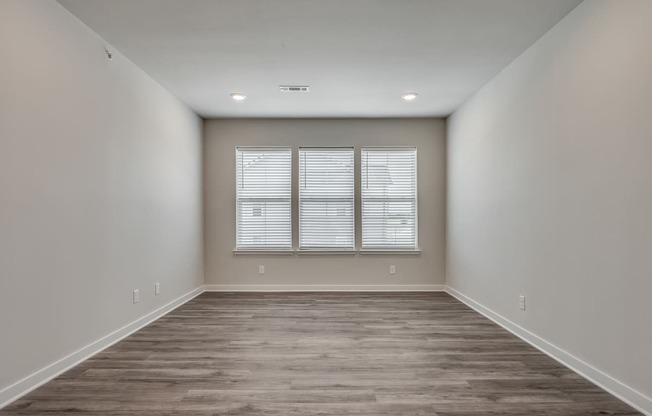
[389,265,396,275]
[155,283,160,295]
[133,289,140,304]
[258,265,265,275]
[519,295,526,311]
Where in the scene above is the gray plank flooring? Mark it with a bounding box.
[1,292,641,415]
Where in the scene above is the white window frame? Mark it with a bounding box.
[234,146,293,252]
[360,147,419,252]
[298,147,355,252]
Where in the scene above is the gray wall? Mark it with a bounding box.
[0,0,203,396]
[204,119,446,288]
[448,0,652,405]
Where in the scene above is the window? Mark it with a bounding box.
[361,147,418,250]
[299,148,355,250]
[236,147,292,250]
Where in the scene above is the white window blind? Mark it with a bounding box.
[299,148,355,250]
[236,147,292,250]
[361,147,418,250]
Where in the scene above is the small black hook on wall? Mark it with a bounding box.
[105,49,112,60]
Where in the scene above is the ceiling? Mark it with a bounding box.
[57,0,582,118]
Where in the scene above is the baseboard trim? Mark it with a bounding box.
[0,286,205,410]
[445,286,652,416]
[204,284,446,292]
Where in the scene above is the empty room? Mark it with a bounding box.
[1,0,650,414]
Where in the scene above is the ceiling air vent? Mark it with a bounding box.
[280,85,309,93]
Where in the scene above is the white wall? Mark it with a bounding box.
[0,0,203,401]
[447,0,652,412]
[204,119,446,289]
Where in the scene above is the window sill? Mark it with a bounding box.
[295,249,357,255]
[233,249,295,255]
[358,249,421,255]
[232,248,421,255]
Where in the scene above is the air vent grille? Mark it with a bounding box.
[280,85,309,93]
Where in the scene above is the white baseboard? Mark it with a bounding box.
[204,284,445,292]
[445,286,652,416]
[0,286,205,410]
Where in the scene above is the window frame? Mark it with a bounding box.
[234,146,293,252]
[360,146,419,252]
[298,147,356,252]
[233,145,421,255]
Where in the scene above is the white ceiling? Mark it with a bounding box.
[57,0,582,118]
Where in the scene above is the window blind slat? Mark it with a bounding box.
[361,148,418,250]
[236,148,292,250]
[299,148,355,250]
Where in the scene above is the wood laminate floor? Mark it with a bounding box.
[1,292,640,415]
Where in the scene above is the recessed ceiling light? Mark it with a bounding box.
[230,92,246,101]
[401,92,418,101]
